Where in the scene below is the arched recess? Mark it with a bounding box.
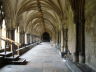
[41,32,51,42]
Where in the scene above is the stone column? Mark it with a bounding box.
[15,28,18,42]
[57,31,60,49]
[15,27,20,43]
[61,29,64,57]
[71,0,85,63]
[25,33,28,44]
[59,31,61,48]
[1,19,6,49]
[74,20,85,63]
[0,26,2,49]
[78,20,85,63]
[32,35,33,43]
[30,35,32,43]
[17,27,20,43]
[74,21,80,62]
[27,34,30,44]
[32,35,34,43]
[20,32,25,46]
[64,29,68,54]
[34,36,35,43]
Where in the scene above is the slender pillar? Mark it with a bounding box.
[57,32,59,44]
[32,35,34,43]
[20,32,25,46]
[30,35,32,43]
[18,27,20,43]
[75,19,85,63]
[0,26,2,49]
[64,29,68,54]
[15,28,18,42]
[15,27,20,43]
[57,31,60,49]
[79,0,85,63]
[61,29,64,57]
[1,19,6,49]
[78,20,85,63]
[32,35,33,43]
[59,31,61,48]
[75,21,80,62]
[25,33,28,44]
[27,34,30,44]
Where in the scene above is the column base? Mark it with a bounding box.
[73,52,79,62]
[61,52,64,58]
[79,53,85,63]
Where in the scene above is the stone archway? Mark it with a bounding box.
[42,32,51,42]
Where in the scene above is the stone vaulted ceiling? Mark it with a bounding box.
[3,0,67,38]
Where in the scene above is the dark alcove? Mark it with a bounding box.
[42,32,51,42]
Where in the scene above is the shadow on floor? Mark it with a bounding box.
[76,63,96,72]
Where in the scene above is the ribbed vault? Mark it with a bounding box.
[2,0,68,40]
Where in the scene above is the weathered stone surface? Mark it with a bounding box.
[85,0,96,71]
[0,42,71,72]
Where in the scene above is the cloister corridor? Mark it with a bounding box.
[0,0,96,72]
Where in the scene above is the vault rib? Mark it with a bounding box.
[36,0,46,32]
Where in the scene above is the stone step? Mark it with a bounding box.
[0,52,12,57]
[5,55,19,60]
[11,58,26,65]
[0,56,4,61]
[0,56,3,58]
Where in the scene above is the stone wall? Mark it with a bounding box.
[68,23,76,60]
[85,12,96,71]
[67,5,76,60]
[66,1,96,70]
[85,0,96,70]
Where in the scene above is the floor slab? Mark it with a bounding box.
[0,42,71,72]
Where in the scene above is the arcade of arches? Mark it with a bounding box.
[0,0,96,72]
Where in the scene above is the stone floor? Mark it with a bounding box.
[0,42,72,72]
